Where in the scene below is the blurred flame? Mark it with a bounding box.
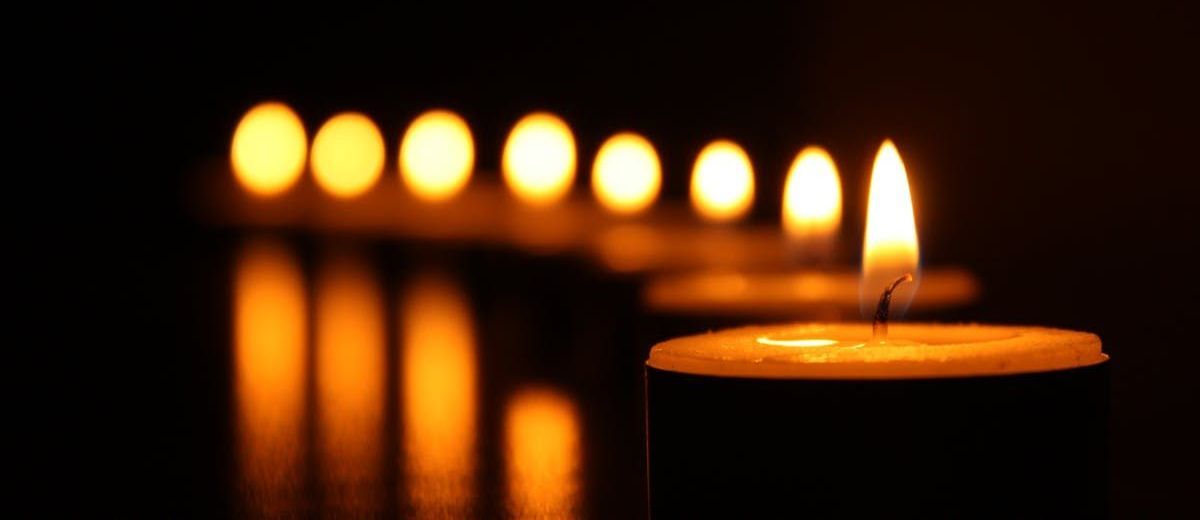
[316,252,385,514]
[503,112,577,206]
[311,112,385,198]
[691,140,754,222]
[861,140,920,316]
[400,110,475,202]
[233,239,306,515]
[592,132,661,215]
[505,387,581,519]
[783,146,842,246]
[231,102,307,196]
[401,274,477,518]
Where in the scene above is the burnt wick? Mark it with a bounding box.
[872,273,914,342]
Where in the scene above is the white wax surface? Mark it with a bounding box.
[647,322,1105,379]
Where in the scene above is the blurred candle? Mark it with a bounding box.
[315,252,386,514]
[503,112,577,206]
[691,140,755,222]
[505,387,582,519]
[592,132,662,215]
[231,102,307,196]
[312,112,385,198]
[401,274,477,518]
[399,110,475,202]
[233,239,307,515]
[782,146,841,262]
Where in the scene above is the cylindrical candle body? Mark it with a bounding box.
[645,324,1108,518]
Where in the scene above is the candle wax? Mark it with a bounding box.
[648,322,1105,379]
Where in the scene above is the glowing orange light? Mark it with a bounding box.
[401,274,477,517]
[592,132,661,215]
[399,110,475,202]
[505,387,581,519]
[315,252,385,513]
[233,239,306,514]
[311,112,385,198]
[690,140,755,222]
[231,102,307,196]
[502,112,576,206]
[783,146,842,245]
[861,139,920,316]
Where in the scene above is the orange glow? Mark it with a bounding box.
[505,387,581,519]
[783,146,842,245]
[311,112,385,198]
[502,112,576,206]
[233,239,306,514]
[690,140,755,222]
[231,102,307,196]
[401,274,477,517]
[399,110,475,202]
[861,139,920,316]
[315,252,385,514]
[591,132,661,215]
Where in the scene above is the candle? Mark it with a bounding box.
[642,267,979,320]
[644,140,1110,517]
[645,324,1109,517]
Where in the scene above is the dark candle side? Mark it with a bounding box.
[646,362,1109,518]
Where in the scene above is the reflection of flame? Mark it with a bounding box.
[401,274,477,518]
[690,140,755,222]
[231,102,307,196]
[505,387,581,519]
[311,112,385,198]
[316,252,385,514]
[861,140,920,316]
[234,239,306,515]
[783,146,841,250]
[592,132,661,215]
[399,110,475,202]
[503,112,576,206]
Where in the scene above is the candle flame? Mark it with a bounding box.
[861,140,920,317]
[399,110,475,202]
[312,112,385,198]
[503,112,577,206]
[591,132,662,215]
[231,102,307,196]
[690,140,755,222]
[782,146,842,252]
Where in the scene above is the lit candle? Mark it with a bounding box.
[644,140,1110,517]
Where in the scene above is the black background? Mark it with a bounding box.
[65,0,1199,516]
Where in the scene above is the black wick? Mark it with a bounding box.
[872,273,914,342]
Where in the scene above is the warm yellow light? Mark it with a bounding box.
[783,146,842,243]
[233,239,306,514]
[399,110,475,202]
[505,387,581,519]
[311,112,385,198]
[690,140,755,222]
[231,102,307,196]
[316,252,385,512]
[862,139,920,316]
[401,274,477,517]
[592,132,661,215]
[502,112,576,206]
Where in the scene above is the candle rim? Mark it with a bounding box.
[647,322,1105,380]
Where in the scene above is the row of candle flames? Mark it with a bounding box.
[230,101,919,264]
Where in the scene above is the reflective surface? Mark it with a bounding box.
[218,236,649,518]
